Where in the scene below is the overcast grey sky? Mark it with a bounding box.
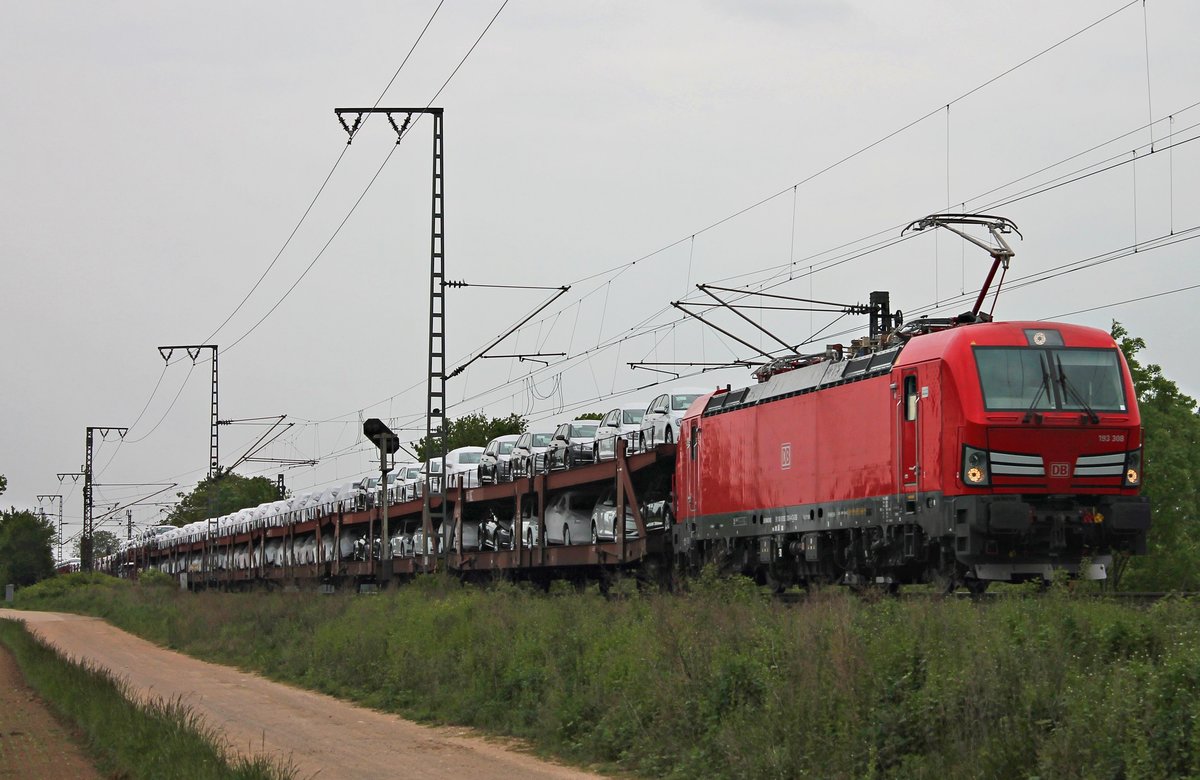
[3,1,1197,551]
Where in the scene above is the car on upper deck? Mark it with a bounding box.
[638,387,708,448]
[546,420,599,470]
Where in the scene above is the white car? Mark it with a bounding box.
[638,387,707,447]
[479,434,520,484]
[391,461,423,502]
[410,526,439,556]
[445,446,484,489]
[546,420,599,470]
[593,403,648,460]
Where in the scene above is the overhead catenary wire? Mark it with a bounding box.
[88,0,1185,501]
[262,45,1200,442]
[218,0,510,357]
[203,0,448,347]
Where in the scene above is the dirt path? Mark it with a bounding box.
[0,638,102,780]
[0,609,603,780]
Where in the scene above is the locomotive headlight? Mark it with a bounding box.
[962,445,989,487]
[1123,448,1142,487]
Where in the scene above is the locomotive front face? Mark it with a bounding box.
[948,324,1150,581]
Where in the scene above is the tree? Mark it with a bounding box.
[164,470,282,527]
[574,412,605,421]
[0,474,6,496]
[1112,322,1200,590]
[414,413,526,462]
[0,508,56,585]
[72,530,120,560]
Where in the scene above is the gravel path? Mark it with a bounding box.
[0,609,603,780]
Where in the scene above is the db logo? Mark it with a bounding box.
[1050,462,1070,478]
[781,443,792,470]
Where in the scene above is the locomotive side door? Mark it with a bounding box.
[685,421,700,522]
[899,370,920,513]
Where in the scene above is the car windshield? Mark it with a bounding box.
[570,424,597,438]
[498,442,515,455]
[974,347,1126,412]
[622,409,645,424]
[457,452,482,464]
[532,433,554,447]
[406,467,421,479]
[671,393,700,410]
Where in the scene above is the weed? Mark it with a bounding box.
[15,576,1200,778]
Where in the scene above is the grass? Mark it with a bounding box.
[0,615,293,780]
[16,570,1200,779]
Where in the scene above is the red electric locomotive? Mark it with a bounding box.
[672,216,1150,590]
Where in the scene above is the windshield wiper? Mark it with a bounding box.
[1023,358,1050,424]
[1054,353,1100,424]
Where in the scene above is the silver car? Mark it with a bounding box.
[544,490,599,545]
[479,434,520,484]
[546,420,599,470]
[593,403,647,460]
[517,502,540,549]
[510,431,555,478]
[590,476,673,541]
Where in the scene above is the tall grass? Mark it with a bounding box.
[0,616,293,780]
[17,571,1200,779]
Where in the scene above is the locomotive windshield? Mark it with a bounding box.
[974,347,1127,412]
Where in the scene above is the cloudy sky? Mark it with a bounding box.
[3,0,1197,550]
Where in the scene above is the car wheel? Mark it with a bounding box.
[593,444,599,461]
[564,526,571,546]
[591,523,598,544]
[665,427,674,445]
[566,450,574,469]
[638,432,646,451]
[526,529,533,549]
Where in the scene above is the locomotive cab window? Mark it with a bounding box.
[974,347,1126,412]
[904,376,918,421]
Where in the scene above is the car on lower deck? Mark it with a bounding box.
[544,490,600,545]
[590,472,674,541]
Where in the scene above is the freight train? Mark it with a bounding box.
[100,215,1151,592]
